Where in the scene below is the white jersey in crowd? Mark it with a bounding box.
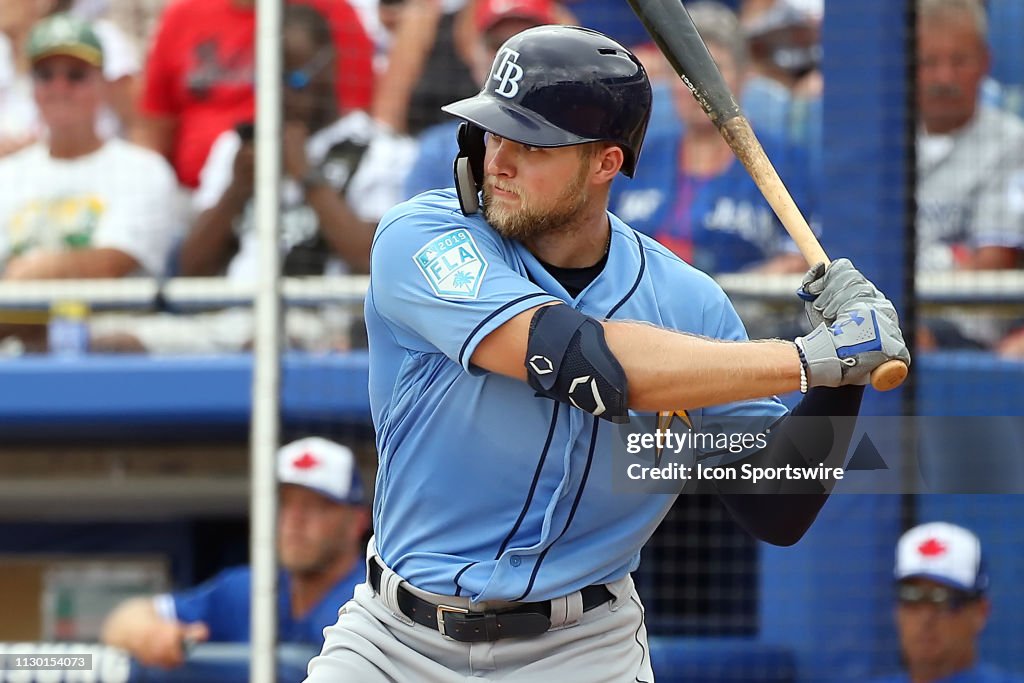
[917,104,1024,270]
[193,110,416,280]
[0,138,184,276]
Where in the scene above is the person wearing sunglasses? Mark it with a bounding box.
[0,13,182,347]
[871,522,1024,683]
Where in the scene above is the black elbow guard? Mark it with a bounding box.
[525,304,629,423]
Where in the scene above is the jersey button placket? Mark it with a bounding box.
[509,555,522,567]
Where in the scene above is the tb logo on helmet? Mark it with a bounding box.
[491,47,524,99]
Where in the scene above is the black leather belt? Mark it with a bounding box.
[369,557,614,643]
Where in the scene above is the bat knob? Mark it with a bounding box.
[870,360,908,392]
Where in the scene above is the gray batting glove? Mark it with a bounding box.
[794,302,911,388]
[798,259,890,329]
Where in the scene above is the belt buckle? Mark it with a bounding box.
[436,604,470,640]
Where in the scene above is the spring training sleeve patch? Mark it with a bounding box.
[413,229,489,300]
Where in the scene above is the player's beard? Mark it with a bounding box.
[481,157,590,241]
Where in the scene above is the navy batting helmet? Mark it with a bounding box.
[442,25,652,214]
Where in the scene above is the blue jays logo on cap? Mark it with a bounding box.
[413,229,488,299]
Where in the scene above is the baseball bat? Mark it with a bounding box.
[625,0,907,392]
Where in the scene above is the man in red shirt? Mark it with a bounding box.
[136,0,374,188]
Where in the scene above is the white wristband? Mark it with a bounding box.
[794,340,809,394]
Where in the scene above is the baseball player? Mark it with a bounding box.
[305,26,910,683]
[872,522,1024,683]
[102,437,368,668]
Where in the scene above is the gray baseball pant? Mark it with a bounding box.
[303,546,655,682]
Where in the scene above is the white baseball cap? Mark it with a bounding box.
[276,437,365,505]
[895,522,989,594]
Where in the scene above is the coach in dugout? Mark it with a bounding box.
[872,522,1024,683]
[100,437,368,668]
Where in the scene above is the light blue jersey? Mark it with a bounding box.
[365,188,787,603]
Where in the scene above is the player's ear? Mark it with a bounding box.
[592,143,623,182]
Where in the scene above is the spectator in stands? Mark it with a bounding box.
[136,0,375,189]
[739,0,822,152]
[740,0,822,99]
[0,0,138,156]
[402,0,559,199]
[609,1,815,275]
[180,2,411,278]
[916,0,1024,271]
[872,522,1024,683]
[0,14,181,283]
[914,0,1024,350]
[88,3,412,354]
[101,437,369,668]
[371,0,481,136]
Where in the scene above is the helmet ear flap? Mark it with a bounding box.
[454,122,486,215]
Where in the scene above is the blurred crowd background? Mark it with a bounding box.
[0,0,1021,356]
[0,0,1019,352]
[0,0,1022,682]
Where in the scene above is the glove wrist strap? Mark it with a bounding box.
[795,325,844,388]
